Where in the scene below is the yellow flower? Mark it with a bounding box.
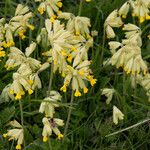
[130,0,150,23]
[39,91,62,118]
[57,133,63,140]
[15,93,22,100]
[67,54,73,63]
[42,117,64,141]
[3,133,7,138]
[0,50,6,57]
[88,76,97,86]
[28,89,33,95]
[57,2,63,8]
[50,16,56,23]
[38,7,45,15]
[60,85,67,92]
[4,120,24,149]
[35,0,63,19]
[139,17,145,24]
[83,87,88,94]
[27,24,35,30]
[43,136,48,142]
[75,90,81,97]
[118,2,130,18]
[28,80,33,85]
[18,29,26,40]
[16,144,21,150]
[86,0,91,2]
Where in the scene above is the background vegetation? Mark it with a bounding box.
[0,0,150,150]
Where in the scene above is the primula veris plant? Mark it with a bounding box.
[102,0,150,125]
[0,0,96,149]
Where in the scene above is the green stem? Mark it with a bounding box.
[46,63,54,149]
[123,72,126,96]
[105,118,150,137]
[100,26,106,66]
[78,0,83,16]
[4,0,8,18]
[10,140,14,150]
[47,62,54,96]
[63,90,74,140]
[48,138,52,150]
[19,100,26,149]
[19,38,22,50]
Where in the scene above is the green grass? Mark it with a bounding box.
[0,0,150,150]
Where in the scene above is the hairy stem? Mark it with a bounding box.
[46,63,54,149]
[78,0,83,16]
[100,26,106,66]
[19,100,26,149]
[47,62,54,96]
[63,90,74,140]
[106,118,150,137]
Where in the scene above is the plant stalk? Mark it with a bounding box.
[63,90,74,140]
[19,100,26,149]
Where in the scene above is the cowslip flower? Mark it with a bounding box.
[44,19,81,73]
[39,91,62,117]
[9,4,34,39]
[136,74,150,101]
[109,23,147,75]
[0,18,5,42]
[105,10,123,39]
[130,0,150,23]
[5,47,25,70]
[3,120,24,150]
[58,12,91,38]
[105,25,116,39]
[35,0,63,22]
[9,73,33,100]
[0,84,15,102]
[42,117,64,142]
[0,47,6,58]
[111,44,148,75]
[1,24,15,48]
[105,10,123,28]
[122,23,142,47]
[108,41,122,54]
[119,1,130,18]
[113,106,124,125]
[101,88,115,104]
[60,60,97,97]
[5,42,39,71]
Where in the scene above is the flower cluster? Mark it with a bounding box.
[3,42,49,100]
[136,74,150,101]
[130,0,150,23]
[0,4,34,50]
[35,0,63,22]
[3,120,24,150]
[103,0,150,125]
[110,23,148,75]
[38,12,96,97]
[105,10,123,39]
[1,0,96,148]
[39,91,64,141]
[117,0,150,23]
